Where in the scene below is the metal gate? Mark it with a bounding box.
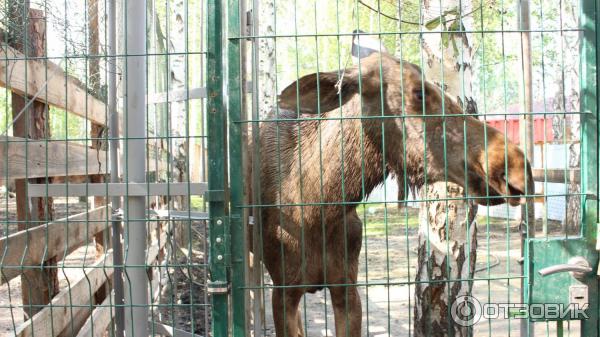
[209,0,600,336]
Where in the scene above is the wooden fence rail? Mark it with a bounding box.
[0,137,107,183]
[0,206,110,285]
[15,251,115,337]
[0,44,108,127]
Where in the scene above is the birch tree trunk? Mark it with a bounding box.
[414,1,478,336]
[169,0,188,209]
[258,0,276,119]
[415,183,477,337]
[552,2,580,232]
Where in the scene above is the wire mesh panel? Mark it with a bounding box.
[0,0,597,336]
[226,0,599,336]
[0,0,211,336]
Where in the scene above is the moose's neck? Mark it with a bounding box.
[294,99,390,207]
[259,96,401,228]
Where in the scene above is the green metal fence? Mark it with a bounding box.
[219,0,600,336]
[0,0,598,336]
[0,1,211,336]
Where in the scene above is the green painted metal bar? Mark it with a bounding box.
[227,0,248,333]
[580,0,599,335]
[207,0,230,335]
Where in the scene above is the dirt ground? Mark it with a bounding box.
[0,195,211,337]
[255,205,576,337]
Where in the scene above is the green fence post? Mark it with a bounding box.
[227,0,248,334]
[580,0,599,335]
[207,0,230,335]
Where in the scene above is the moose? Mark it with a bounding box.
[250,51,533,337]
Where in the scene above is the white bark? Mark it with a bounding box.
[421,0,476,114]
[258,0,276,119]
[169,0,189,202]
[415,183,477,337]
[551,2,580,231]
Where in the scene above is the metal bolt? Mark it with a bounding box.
[216,237,222,243]
[217,255,223,261]
[216,219,223,225]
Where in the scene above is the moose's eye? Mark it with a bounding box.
[413,88,424,101]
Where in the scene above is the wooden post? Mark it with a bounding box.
[88,0,108,258]
[87,0,111,315]
[10,7,58,318]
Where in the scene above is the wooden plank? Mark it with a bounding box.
[27,182,207,197]
[75,295,115,337]
[0,44,107,126]
[0,206,110,284]
[150,321,203,337]
[147,87,206,104]
[147,229,168,266]
[532,168,580,184]
[0,137,107,182]
[15,251,114,337]
[57,301,93,337]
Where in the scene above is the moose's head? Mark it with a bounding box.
[278,51,533,206]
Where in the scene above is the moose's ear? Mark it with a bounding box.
[278,71,358,114]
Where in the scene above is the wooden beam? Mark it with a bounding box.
[0,206,110,284]
[147,229,168,266]
[0,137,107,182]
[147,87,206,104]
[75,295,115,337]
[15,251,114,337]
[150,321,203,337]
[26,182,207,197]
[0,44,107,126]
[532,168,580,184]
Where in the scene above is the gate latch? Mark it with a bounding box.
[569,285,589,308]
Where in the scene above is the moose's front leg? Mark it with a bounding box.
[330,285,361,337]
[328,211,363,337]
[272,287,304,337]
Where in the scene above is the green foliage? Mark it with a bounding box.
[0,90,11,135]
[50,107,88,143]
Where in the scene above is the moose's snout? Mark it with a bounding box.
[472,131,534,207]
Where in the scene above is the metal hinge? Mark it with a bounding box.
[204,189,225,202]
[208,216,230,294]
[207,281,229,294]
[245,10,253,38]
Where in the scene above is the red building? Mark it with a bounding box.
[485,116,555,144]
[482,100,558,144]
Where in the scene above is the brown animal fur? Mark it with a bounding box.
[250,52,533,337]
